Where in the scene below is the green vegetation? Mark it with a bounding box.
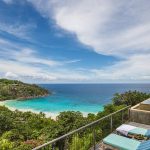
[0,79,49,101]
[0,89,149,150]
[112,90,150,106]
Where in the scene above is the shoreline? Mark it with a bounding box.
[0,101,59,120]
[0,94,49,102]
[0,101,96,120]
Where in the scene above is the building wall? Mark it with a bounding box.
[130,104,150,125]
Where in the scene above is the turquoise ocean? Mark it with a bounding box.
[1,84,150,118]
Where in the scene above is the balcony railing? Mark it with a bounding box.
[33,105,131,150]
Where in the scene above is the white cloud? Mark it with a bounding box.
[0,38,84,83]
[0,38,80,67]
[1,43,150,83]
[0,58,90,83]
[2,0,13,4]
[28,0,150,57]
[1,0,150,83]
[0,41,56,67]
[5,72,18,78]
[0,22,36,40]
[91,54,150,82]
[1,1,36,39]
[0,57,59,82]
[8,48,61,67]
[24,0,150,83]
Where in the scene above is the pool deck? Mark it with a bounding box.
[91,122,150,150]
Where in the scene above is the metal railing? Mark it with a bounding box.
[33,105,131,150]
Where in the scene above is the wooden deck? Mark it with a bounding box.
[93,122,150,150]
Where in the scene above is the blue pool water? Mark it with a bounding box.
[2,84,150,116]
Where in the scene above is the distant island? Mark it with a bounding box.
[0,79,49,101]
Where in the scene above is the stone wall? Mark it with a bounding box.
[130,104,150,125]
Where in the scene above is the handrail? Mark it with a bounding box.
[33,105,130,150]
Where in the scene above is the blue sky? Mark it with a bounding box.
[0,0,150,83]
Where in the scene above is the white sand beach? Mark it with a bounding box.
[0,101,90,120]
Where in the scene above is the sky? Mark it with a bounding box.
[0,0,150,83]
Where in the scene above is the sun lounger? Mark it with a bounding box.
[103,133,150,150]
[116,124,150,138]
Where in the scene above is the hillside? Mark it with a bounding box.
[0,79,49,101]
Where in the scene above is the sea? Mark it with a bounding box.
[1,84,150,119]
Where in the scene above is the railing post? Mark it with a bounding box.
[110,115,113,132]
[93,127,96,150]
[58,142,62,150]
[128,107,130,121]
[121,110,124,123]
[52,143,55,150]
[64,137,69,150]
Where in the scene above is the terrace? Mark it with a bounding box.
[130,98,150,125]
[33,99,150,150]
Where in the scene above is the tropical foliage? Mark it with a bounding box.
[112,90,150,106]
